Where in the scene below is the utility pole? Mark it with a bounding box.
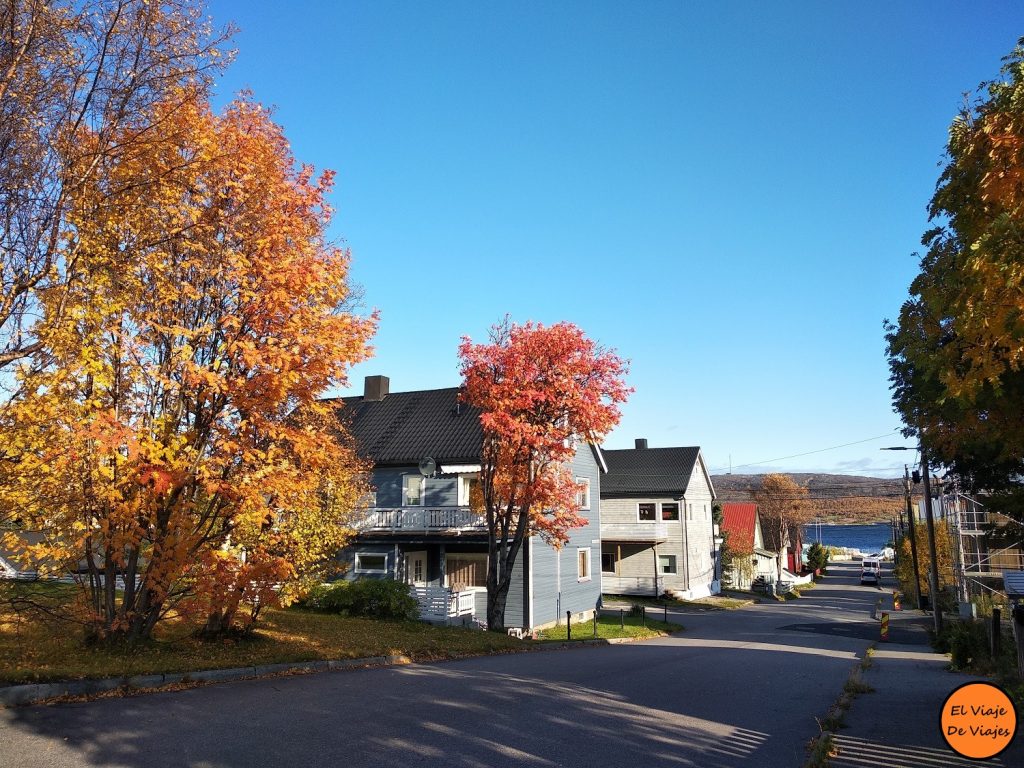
[921,447,944,635]
[903,465,922,610]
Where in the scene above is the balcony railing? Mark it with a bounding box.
[356,507,486,534]
[600,522,669,542]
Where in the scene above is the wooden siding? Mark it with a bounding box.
[370,467,459,508]
[530,445,602,627]
[681,457,717,594]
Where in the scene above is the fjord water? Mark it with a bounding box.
[802,522,893,554]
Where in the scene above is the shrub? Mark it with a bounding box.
[628,603,646,617]
[299,579,419,621]
[807,542,829,574]
[946,620,988,670]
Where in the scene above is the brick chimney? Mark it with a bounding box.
[364,375,389,402]
[635,438,648,449]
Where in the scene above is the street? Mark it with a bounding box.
[1,563,900,767]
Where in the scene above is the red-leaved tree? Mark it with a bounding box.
[459,318,630,630]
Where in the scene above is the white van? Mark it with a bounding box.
[861,556,881,586]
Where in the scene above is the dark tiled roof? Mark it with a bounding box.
[600,446,701,497]
[332,387,483,466]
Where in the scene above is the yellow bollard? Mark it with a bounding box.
[880,611,890,641]
[893,590,902,611]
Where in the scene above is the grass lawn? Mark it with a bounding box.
[536,613,679,642]
[0,581,525,685]
[603,592,752,611]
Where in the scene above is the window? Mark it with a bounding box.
[575,478,591,510]
[687,504,693,521]
[403,474,423,506]
[638,503,657,521]
[577,548,591,581]
[457,476,471,506]
[661,502,680,521]
[446,554,487,589]
[355,553,387,573]
[601,552,617,574]
[658,555,677,574]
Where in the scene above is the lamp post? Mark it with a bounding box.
[882,445,943,635]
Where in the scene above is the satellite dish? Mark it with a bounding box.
[418,457,436,477]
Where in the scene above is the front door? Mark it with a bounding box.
[405,550,427,587]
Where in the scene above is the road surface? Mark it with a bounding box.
[1,562,896,767]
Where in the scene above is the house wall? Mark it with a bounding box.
[599,497,676,593]
[529,445,602,629]
[370,466,459,507]
[681,459,718,597]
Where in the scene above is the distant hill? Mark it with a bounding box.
[711,473,919,524]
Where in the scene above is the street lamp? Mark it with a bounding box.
[882,445,943,634]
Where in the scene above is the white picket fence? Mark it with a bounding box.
[411,586,477,624]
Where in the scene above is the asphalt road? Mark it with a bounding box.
[1,562,889,768]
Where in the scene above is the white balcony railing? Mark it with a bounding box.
[356,507,486,533]
[600,522,669,542]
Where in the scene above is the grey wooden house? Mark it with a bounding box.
[333,375,605,631]
[599,440,720,599]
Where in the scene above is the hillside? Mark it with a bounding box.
[711,473,919,524]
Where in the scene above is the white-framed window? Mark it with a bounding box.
[446,553,487,590]
[576,478,591,510]
[403,474,423,506]
[661,502,680,521]
[355,552,388,574]
[658,555,677,574]
[456,475,480,507]
[638,502,657,521]
[577,547,591,582]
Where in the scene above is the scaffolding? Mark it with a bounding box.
[936,491,1024,602]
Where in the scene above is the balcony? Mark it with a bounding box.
[356,507,486,534]
[600,522,668,542]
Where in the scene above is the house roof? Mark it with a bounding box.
[600,446,702,497]
[721,503,758,548]
[332,387,483,466]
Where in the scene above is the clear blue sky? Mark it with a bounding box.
[207,1,1021,477]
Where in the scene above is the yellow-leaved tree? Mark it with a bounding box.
[2,91,376,642]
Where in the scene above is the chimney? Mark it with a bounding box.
[635,438,648,450]
[364,375,389,402]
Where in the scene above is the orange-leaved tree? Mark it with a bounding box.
[0,0,231,528]
[2,91,376,642]
[753,473,812,580]
[459,318,630,630]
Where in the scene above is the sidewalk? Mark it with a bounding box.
[830,611,1023,767]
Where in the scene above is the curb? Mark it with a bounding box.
[0,654,411,708]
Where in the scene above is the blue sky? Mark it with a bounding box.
[207,1,1021,477]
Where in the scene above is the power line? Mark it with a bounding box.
[708,430,903,473]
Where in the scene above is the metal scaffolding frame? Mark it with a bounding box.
[937,491,1024,602]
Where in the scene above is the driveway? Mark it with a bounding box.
[0,563,888,767]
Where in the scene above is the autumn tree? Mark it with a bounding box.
[2,92,376,642]
[886,38,1024,499]
[752,473,812,580]
[0,0,230,383]
[459,319,630,631]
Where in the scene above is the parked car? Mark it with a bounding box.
[860,557,881,586]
